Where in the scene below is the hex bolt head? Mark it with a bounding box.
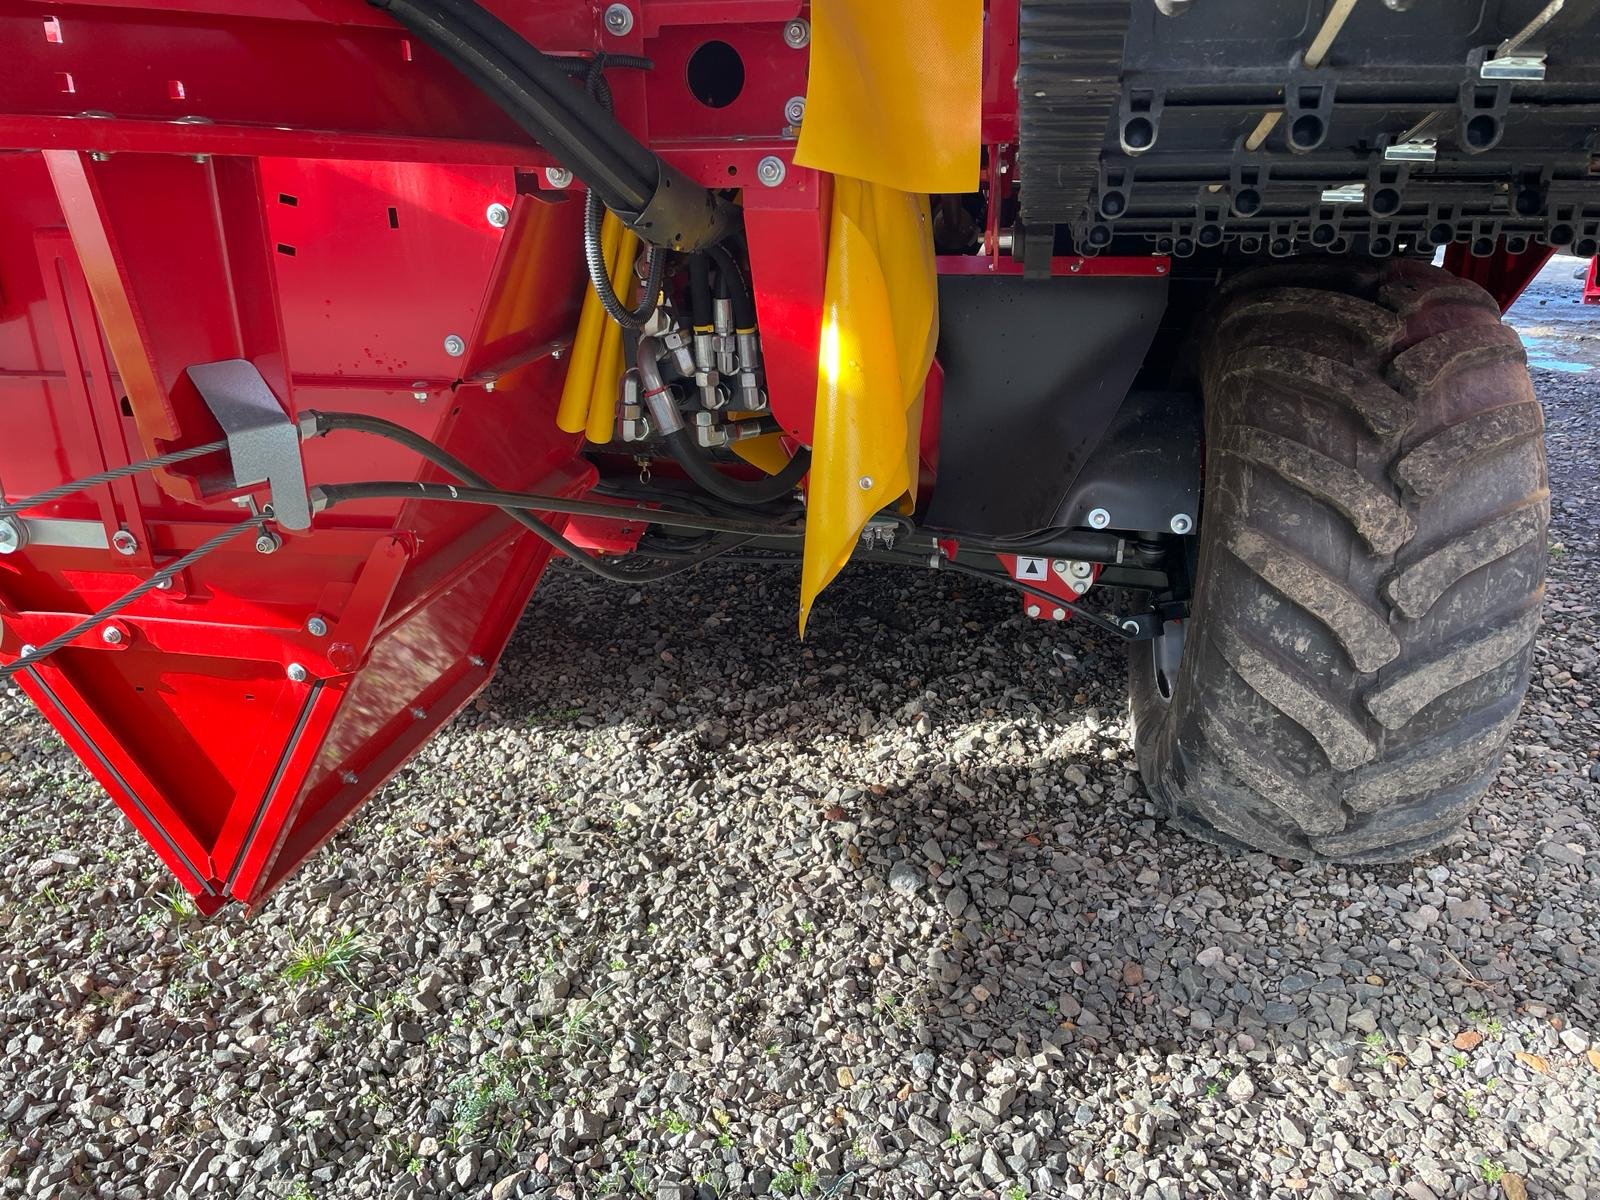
[1169,513,1194,535]
[286,662,309,683]
[543,166,574,189]
[485,202,511,228]
[1051,607,1067,621]
[1025,604,1041,618]
[306,615,329,638]
[111,530,139,556]
[0,516,25,556]
[1087,508,1111,529]
[443,334,466,358]
[100,626,123,646]
[783,17,810,47]
[757,156,787,188]
[784,96,807,125]
[603,3,634,35]
[254,531,281,555]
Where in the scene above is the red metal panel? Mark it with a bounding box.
[1585,257,1600,305]
[1443,242,1555,312]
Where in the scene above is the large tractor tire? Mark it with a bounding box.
[1130,261,1548,862]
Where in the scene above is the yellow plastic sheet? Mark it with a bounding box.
[798,179,939,635]
[794,0,981,195]
[791,0,979,632]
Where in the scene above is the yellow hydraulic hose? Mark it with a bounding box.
[587,227,639,444]
[556,211,625,434]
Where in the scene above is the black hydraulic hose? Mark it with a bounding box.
[580,55,662,330]
[585,187,664,330]
[688,254,714,330]
[425,0,662,187]
[302,412,788,583]
[661,427,810,506]
[369,0,653,214]
[707,244,758,330]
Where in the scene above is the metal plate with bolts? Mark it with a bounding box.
[187,359,312,531]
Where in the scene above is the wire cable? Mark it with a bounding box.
[302,412,792,583]
[311,479,804,539]
[2,518,264,682]
[0,440,228,519]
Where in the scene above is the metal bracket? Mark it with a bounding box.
[1480,53,1546,81]
[187,359,311,531]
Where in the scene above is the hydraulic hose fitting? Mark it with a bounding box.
[636,337,684,434]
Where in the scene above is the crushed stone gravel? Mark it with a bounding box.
[0,261,1596,1200]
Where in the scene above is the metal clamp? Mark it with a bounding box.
[187,359,312,531]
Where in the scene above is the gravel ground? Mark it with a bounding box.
[1,260,1597,1200]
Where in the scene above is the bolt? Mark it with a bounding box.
[1051,607,1067,621]
[254,531,281,555]
[0,516,25,556]
[483,379,496,392]
[443,334,466,357]
[341,770,359,785]
[1169,513,1194,535]
[1154,263,1169,274]
[1025,604,1041,618]
[1070,579,1089,595]
[19,645,36,659]
[784,96,806,125]
[1122,619,1141,634]
[1069,261,1082,273]
[410,706,428,721]
[468,654,487,668]
[543,166,574,189]
[111,530,139,556]
[89,151,109,162]
[100,626,123,646]
[783,17,810,48]
[756,156,787,187]
[486,202,511,228]
[1051,558,1069,575]
[306,615,329,638]
[286,662,309,683]
[603,3,634,35]
[857,475,873,490]
[1068,560,1093,578]
[154,578,174,591]
[412,390,429,402]
[1088,508,1111,529]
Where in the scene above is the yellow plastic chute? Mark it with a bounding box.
[792,0,981,633]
